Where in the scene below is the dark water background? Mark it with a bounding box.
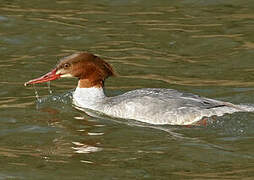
[1,0,254,179]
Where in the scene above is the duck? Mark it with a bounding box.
[24,52,254,125]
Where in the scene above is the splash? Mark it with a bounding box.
[31,83,73,105]
[35,90,74,109]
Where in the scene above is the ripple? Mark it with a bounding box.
[122,74,254,86]
[0,117,17,123]
[87,132,104,136]
[0,16,8,21]
[147,28,201,32]
[242,41,254,49]
[192,34,243,38]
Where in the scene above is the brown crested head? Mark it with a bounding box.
[24,52,115,88]
[56,52,115,88]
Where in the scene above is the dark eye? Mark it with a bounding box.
[63,63,70,69]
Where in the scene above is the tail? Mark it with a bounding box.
[234,103,254,112]
[197,102,254,124]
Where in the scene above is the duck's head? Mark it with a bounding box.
[24,52,115,88]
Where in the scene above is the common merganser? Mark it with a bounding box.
[24,52,254,125]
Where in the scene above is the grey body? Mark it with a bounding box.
[74,88,252,125]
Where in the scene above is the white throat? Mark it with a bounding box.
[73,87,106,109]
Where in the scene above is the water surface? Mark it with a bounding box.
[1,0,254,179]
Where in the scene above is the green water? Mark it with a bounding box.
[1,0,254,179]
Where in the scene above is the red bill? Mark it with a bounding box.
[24,68,60,86]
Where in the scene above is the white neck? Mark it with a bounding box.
[73,86,106,109]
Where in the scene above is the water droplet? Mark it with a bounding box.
[32,84,40,100]
[47,81,53,94]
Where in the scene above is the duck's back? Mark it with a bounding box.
[103,88,245,125]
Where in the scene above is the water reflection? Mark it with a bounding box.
[72,141,102,154]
